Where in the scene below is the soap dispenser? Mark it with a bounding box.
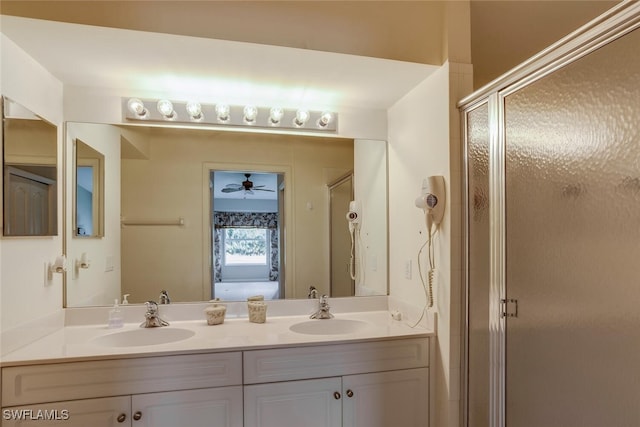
[108,299,124,329]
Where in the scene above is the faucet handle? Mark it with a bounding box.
[159,290,171,304]
[145,300,158,313]
[320,295,329,305]
[308,286,318,299]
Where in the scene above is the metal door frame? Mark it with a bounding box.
[460,3,640,426]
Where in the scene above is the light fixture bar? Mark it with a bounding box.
[122,98,337,132]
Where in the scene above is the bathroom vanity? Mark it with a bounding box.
[0,307,433,427]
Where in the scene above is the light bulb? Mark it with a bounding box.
[186,101,203,120]
[269,107,284,125]
[157,99,175,119]
[127,98,147,117]
[215,104,230,122]
[294,109,310,127]
[317,111,333,127]
[243,105,258,123]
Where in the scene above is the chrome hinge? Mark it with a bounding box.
[500,298,518,318]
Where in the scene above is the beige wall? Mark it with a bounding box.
[0,34,63,333]
[120,128,353,303]
[470,0,618,88]
[4,119,57,163]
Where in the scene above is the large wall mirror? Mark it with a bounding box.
[2,96,58,236]
[64,122,388,307]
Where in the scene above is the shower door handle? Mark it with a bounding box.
[500,298,518,318]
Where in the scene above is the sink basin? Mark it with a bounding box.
[289,319,369,335]
[93,327,195,347]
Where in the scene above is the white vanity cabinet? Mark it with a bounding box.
[1,336,431,427]
[244,369,428,427]
[243,337,430,427]
[1,352,243,427]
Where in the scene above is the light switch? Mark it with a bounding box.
[404,260,412,279]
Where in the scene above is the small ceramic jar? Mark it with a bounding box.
[248,301,267,323]
[205,304,227,325]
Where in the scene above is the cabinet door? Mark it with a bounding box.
[1,396,130,427]
[342,368,429,427]
[244,378,342,427]
[131,386,242,427]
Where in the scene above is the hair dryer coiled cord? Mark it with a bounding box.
[410,226,437,328]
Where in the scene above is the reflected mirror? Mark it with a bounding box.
[2,96,58,236]
[64,122,388,307]
[74,139,104,237]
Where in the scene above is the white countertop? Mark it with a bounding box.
[0,310,433,367]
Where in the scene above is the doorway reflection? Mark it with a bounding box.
[211,171,283,300]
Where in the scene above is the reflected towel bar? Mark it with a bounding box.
[121,217,185,227]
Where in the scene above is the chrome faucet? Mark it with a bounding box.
[159,290,171,304]
[140,301,169,328]
[310,294,334,319]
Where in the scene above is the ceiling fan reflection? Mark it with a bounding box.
[221,173,275,195]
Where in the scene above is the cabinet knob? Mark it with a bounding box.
[117,413,127,423]
[346,389,354,398]
[133,411,143,421]
[334,391,341,400]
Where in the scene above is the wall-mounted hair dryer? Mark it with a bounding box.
[415,176,445,233]
[346,200,361,225]
[414,176,445,311]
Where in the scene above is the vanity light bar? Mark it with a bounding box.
[123,98,337,132]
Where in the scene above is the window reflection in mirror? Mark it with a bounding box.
[2,96,58,236]
[74,139,104,237]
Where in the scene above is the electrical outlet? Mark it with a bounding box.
[404,260,412,279]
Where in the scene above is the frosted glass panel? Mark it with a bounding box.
[504,27,640,427]
[466,103,490,427]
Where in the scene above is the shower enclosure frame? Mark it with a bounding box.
[459,3,640,427]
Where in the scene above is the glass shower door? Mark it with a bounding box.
[503,27,640,427]
[466,102,491,427]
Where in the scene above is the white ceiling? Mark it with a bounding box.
[0,15,440,112]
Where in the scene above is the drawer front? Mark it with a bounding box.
[2,352,242,406]
[244,338,429,384]
[1,396,130,427]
